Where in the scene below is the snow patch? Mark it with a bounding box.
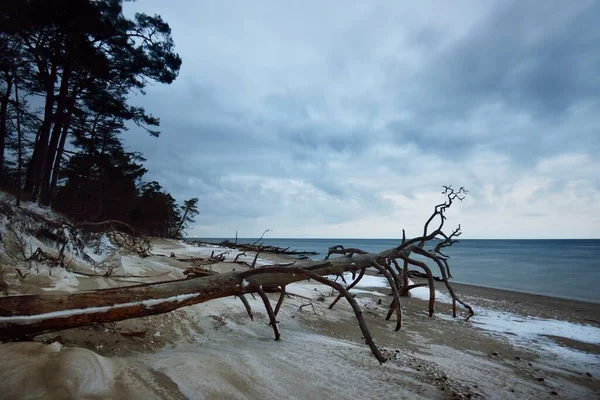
[40,268,80,293]
[0,293,202,324]
[471,308,600,345]
[439,306,600,375]
[341,272,389,288]
[409,283,452,304]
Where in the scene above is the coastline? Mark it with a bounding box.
[450,280,600,306]
[437,281,600,323]
[190,237,600,304]
[0,238,598,399]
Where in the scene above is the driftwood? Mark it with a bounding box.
[0,186,473,362]
[325,245,368,259]
[206,240,319,256]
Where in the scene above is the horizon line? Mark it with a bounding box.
[186,237,600,240]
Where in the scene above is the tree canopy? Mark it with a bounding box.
[0,0,197,237]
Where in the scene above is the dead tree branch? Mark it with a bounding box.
[274,286,286,317]
[0,186,472,363]
[329,268,366,309]
[237,294,254,320]
[256,287,280,340]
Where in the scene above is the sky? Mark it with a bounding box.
[122,0,600,239]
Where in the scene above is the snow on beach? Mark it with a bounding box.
[463,308,600,376]
[340,271,453,302]
[0,197,599,399]
[340,269,600,376]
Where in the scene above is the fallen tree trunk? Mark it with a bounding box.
[0,186,474,362]
[0,250,392,340]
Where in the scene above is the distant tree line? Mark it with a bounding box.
[0,0,198,237]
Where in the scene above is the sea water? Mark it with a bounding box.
[194,238,600,303]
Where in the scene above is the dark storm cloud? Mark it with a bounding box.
[432,2,600,116]
[388,0,600,162]
[121,0,600,238]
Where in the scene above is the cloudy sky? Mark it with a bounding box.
[122,0,599,239]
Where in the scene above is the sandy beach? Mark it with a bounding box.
[0,237,598,400]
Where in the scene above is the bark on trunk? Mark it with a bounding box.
[14,70,23,206]
[0,247,403,340]
[40,61,76,205]
[45,89,78,205]
[25,61,57,197]
[0,73,13,175]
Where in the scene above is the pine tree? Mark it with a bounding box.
[175,198,200,237]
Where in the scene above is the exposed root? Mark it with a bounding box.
[76,220,152,257]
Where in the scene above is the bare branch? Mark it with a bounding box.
[329,268,365,309]
[251,229,272,246]
[237,294,253,321]
[372,260,402,331]
[256,287,280,340]
[274,286,286,317]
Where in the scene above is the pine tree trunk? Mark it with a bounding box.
[40,63,74,205]
[0,73,13,176]
[175,208,189,237]
[25,62,58,197]
[45,89,78,206]
[14,70,23,206]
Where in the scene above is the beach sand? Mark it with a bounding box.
[0,239,598,399]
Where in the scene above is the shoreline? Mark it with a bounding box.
[450,280,600,306]
[0,238,598,399]
[423,279,600,330]
[188,237,600,305]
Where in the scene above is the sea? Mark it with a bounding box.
[192,238,600,304]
